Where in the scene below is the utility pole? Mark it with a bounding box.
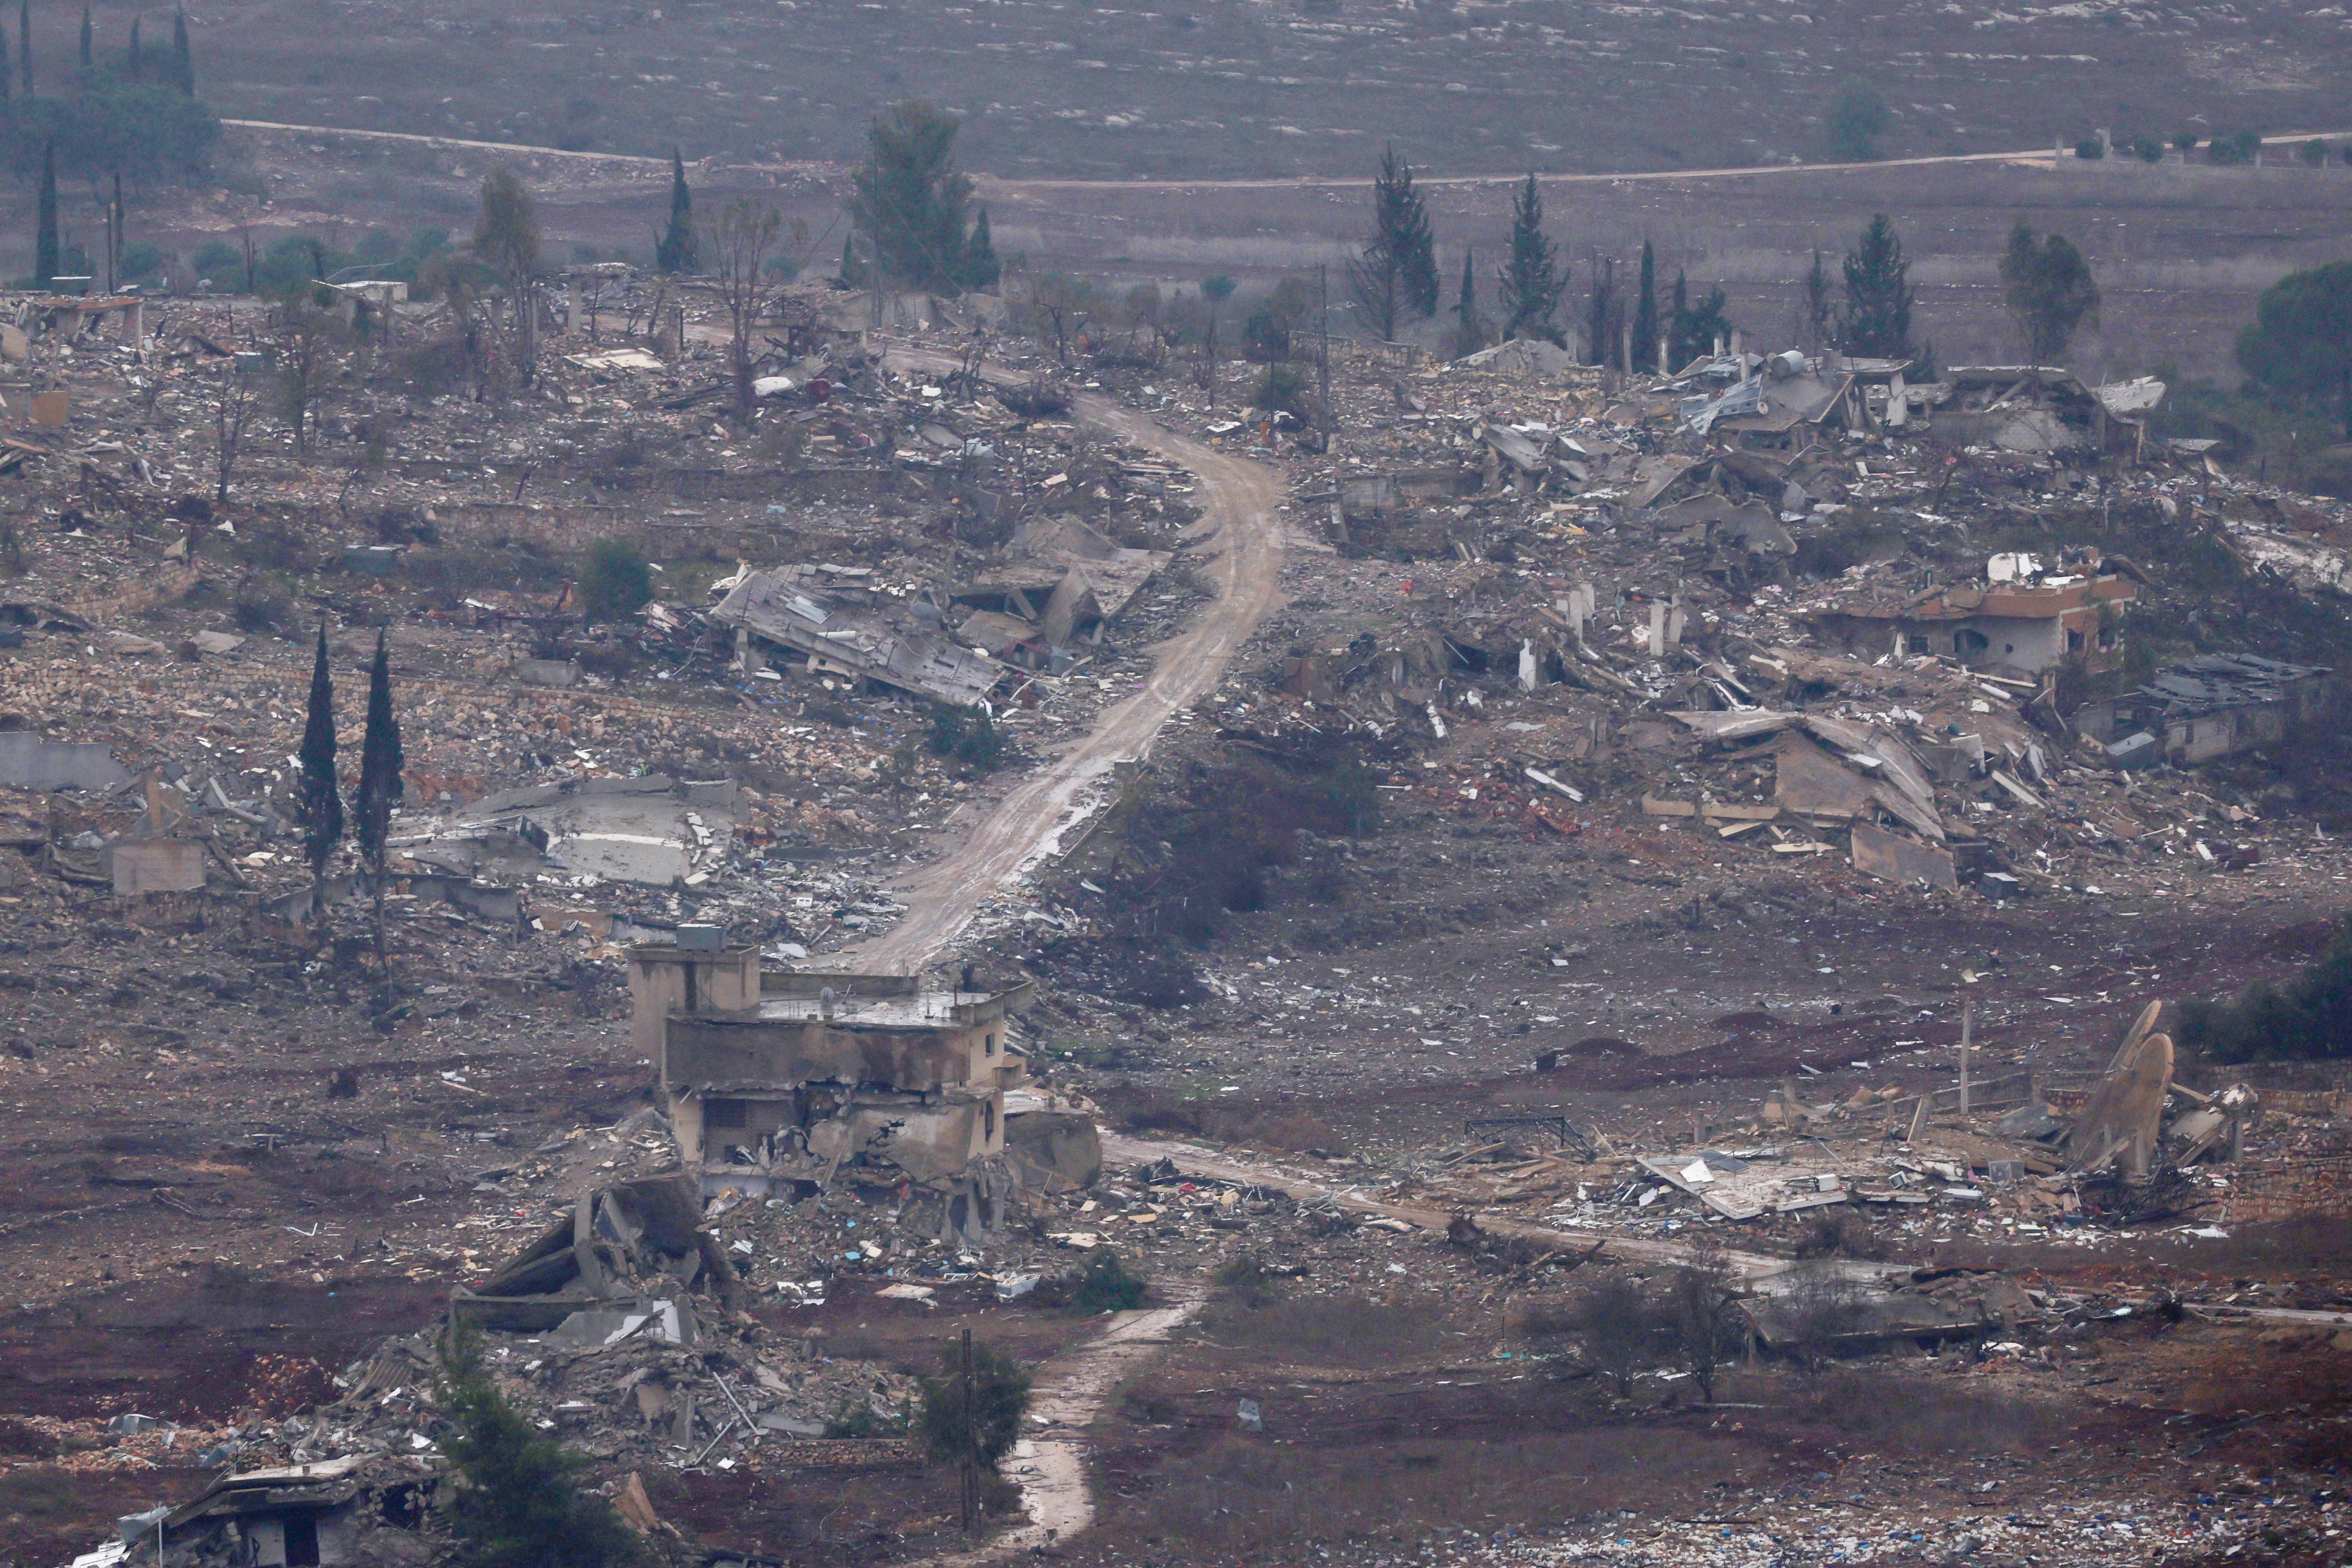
[1959,999,1974,1115]
[958,1327,978,1534]
[1316,261,1332,451]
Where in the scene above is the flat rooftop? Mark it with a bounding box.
[751,989,998,1029]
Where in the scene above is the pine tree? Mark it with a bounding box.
[1839,212,1916,359]
[75,5,87,70]
[848,97,976,293]
[124,14,139,78]
[356,630,404,958]
[299,622,344,885]
[1495,173,1566,343]
[169,8,191,93]
[654,148,696,274]
[1667,270,1690,365]
[1999,220,2099,365]
[1673,279,1733,369]
[1631,239,1661,372]
[959,206,999,291]
[1452,245,1485,359]
[437,1329,644,1568]
[34,139,57,289]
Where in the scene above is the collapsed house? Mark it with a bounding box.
[2076,652,2336,767]
[711,565,1003,706]
[394,774,738,889]
[1802,549,2140,678]
[951,514,1171,673]
[1933,367,2166,456]
[130,1453,445,1568]
[628,938,1059,1238]
[450,1171,747,1343]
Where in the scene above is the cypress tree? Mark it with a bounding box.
[34,139,57,289]
[1631,239,1660,373]
[20,0,31,96]
[654,148,696,273]
[124,14,139,78]
[75,4,86,70]
[839,233,867,288]
[959,205,999,290]
[355,630,404,956]
[0,27,13,107]
[1585,255,1615,368]
[299,622,345,885]
[1452,245,1485,358]
[170,7,190,93]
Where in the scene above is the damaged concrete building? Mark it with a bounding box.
[1803,550,2141,677]
[711,565,1004,706]
[629,938,1039,1236]
[2077,652,2337,766]
[128,1453,444,1568]
[951,514,1171,673]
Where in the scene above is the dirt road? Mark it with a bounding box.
[227,116,2352,191]
[933,1293,1204,1566]
[848,353,1289,973]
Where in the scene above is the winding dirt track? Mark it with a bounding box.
[848,350,1288,974]
[931,1293,1205,1566]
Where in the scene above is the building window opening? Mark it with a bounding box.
[1955,629,1990,655]
[706,1098,749,1129]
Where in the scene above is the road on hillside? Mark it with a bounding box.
[845,348,1289,973]
[227,116,2352,191]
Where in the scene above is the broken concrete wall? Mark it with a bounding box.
[0,731,134,791]
[106,837,206,894]
[664,1015,986,1096]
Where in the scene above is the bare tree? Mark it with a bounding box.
[1777,1262,1868,1377]
[473,167,541,383]
[1565,1274,1667,1399]
[271,287,351,460]
[213,359,260,503]
[701,197,781,425]
[1666,1240,1744,1403]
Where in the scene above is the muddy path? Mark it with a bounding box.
[848,348,1289,974]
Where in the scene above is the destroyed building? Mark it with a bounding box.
[2076,651,2337,766]
[141,1453,444,1568]
[711,564,1004,706]
[1802,549,2140,677]
[630,938,1036,1236]
[951,514,1172,673]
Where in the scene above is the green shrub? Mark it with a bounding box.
[1251,362,1312,418]
[2171,129,2201,151]
[2301,138,2331,168]
[824,1397,910,1439]
[578,538,652,625]
[1215,1253,1282,1307]
[925,703,1004,773]
[2074,135,2106,160]
[911,1339,1030,1466]
[1054,1247,1149,1315]
[2177,918,2352,1062]
[2131,135,2165,163]
[2210,130,2263,165]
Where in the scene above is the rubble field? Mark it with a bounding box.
[2,252,2352,1568]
